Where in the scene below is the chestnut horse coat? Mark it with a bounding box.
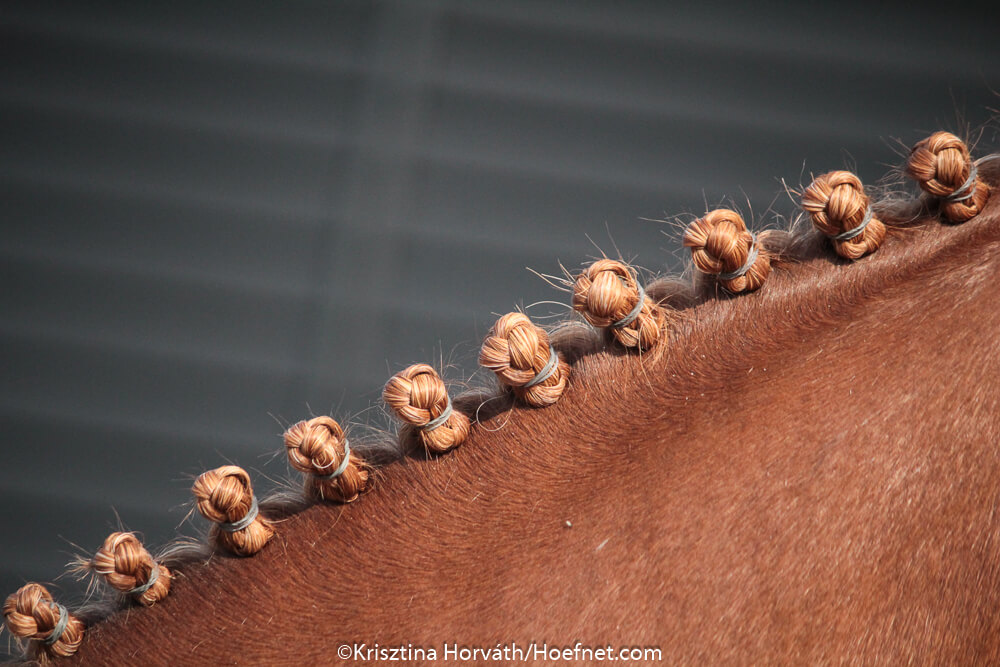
[44,164,1000,665]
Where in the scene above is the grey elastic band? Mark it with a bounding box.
[128,564,160,596]
[314,440,352,480]
[611,284,645,329]
[218,495,258,533]
[717,237,759,281]
[422,397,452,432]
[944,163,978,203]
[40,603,68,646]
[524,346,559,388]
[832,205,874,242]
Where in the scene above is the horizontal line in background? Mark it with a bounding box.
[0,34,937,159]
[431,74,870,144]
[0,333,304,428]
[0,163,657,265]
[0,317,305,379]
[0,406,255,467]
[0,98,802,205]
[0,454,305,531]
[0,403,292,470]
[0,308,448,394]
[0,39,904,147]
[5,0,994,83]
[0,2,374,75]
[0,82,355,151]
[0,463,188,524]
[0,243,497,320]
[0,485,182,590]
[0,242,319,299]
[0,168,335,229]
[450,1,997,80]
[0,420,319,501]
[0,166,345,231]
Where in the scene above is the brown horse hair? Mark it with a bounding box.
[682,208,772,293]
[383,363,471,454]
[479,312,571,407]
[4,128,999,664]
[3,583,84,662]
[83,532,172,606]
[906,131,992,223]
[801,171,887,260]
[571,258,667,351]
[191,465,274,557]
[283,416,372,502]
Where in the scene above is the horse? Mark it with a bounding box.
[4,132,999,664]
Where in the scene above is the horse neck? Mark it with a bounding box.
[67,172,1000,664]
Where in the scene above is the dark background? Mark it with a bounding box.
[1,0,998,647]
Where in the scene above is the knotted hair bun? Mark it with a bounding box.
[3,583,84,660]
[91,532,171,606]
[192,465,273,556]
[284,416,371,501]
[572,259,665,351]
[383,364,470,454]
[683,209,771,293]
[907,131,990,223]
[479,312,570,407]
[801,170,886,260]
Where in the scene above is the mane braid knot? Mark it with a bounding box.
[524,345,559,387]
[611,283,646,328]
[422,396,453,431]
[284,416,371,502]
[126,564,160,596]
[479,312,570,407]
[801,171,886,260]
[832,205,874,242]
[906,131,991,223]
[945,163,978,203]
[40,603,68,646]
[383,364,471,453]
[717,236,759,280]
[314,439,352,479]
[571,259,666,351]
[218,494,258,533]
[3,583,85,658]
[192,465,274,556]
[683,208,772,293]
[90,532,172,605]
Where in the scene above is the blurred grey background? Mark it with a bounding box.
[1,0,998,638]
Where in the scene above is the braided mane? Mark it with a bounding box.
[6,144,1000,664]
